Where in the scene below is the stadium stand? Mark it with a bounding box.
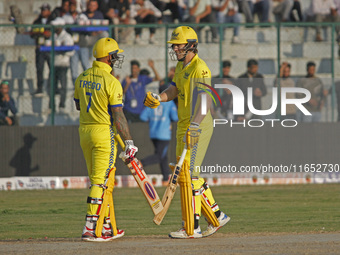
[0,0,339,125]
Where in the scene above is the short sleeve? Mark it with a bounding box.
[108,78,124,108]
[195,64,212,93]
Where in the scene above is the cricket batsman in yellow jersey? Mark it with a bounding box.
[144,26,230,238]
[74,38,138,242]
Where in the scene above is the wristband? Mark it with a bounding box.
[153,93,161,102]
[125,140,134,146]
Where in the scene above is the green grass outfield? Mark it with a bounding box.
[0,184,339,240]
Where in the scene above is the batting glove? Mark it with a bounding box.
[119,140,138,160]
[184,122,201,149]
[144,91,161,109]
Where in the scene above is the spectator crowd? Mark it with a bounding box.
[214,58,331,123]
[30,0,340,45]
[3,0,340,124]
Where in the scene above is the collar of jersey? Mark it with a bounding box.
[93,61,112,74]
[180,54,198,71]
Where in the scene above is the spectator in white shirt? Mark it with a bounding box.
[63,0,89,85]
[186,0,218,43]
[272,0,293,22]
[130,0,162,44]
[212,0,241,43]
[305,0,340,42]
[50,17,74,113]
[247,0,270,23]
[335,0,340,16]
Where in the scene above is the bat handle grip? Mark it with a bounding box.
[115,134,126,150]
[177,147,187,167]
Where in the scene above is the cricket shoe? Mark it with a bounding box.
[102,224,125,240]
[110,228,125,240]
[81,226,124,242]
[202,212,230,237]
[102,224,112,237]
[169,226,202,239]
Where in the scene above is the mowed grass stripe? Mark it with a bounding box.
[0,184,339,240]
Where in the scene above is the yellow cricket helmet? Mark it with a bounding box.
[92,37,123,59]
[167,26,198,44]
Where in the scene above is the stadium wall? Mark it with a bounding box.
[1,123,340,178]
[0,123,177,177]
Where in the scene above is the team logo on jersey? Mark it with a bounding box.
[201,70,208,77]
[183,72,189,79]
[171,32,179,40]
[117,93,122,98]
[177,88,185,100]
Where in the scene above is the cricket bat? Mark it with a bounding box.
[115,134,163,216]
[153,145,187,225]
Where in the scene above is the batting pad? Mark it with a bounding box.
[96,167,117,237]
[179,160,194,236]
[88,185,104,216]
[201,184,219,227]
[192,179,203,216]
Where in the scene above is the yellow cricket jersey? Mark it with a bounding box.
[74,61,123,126]
[171,54,212,129]
[171,54,214,176]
